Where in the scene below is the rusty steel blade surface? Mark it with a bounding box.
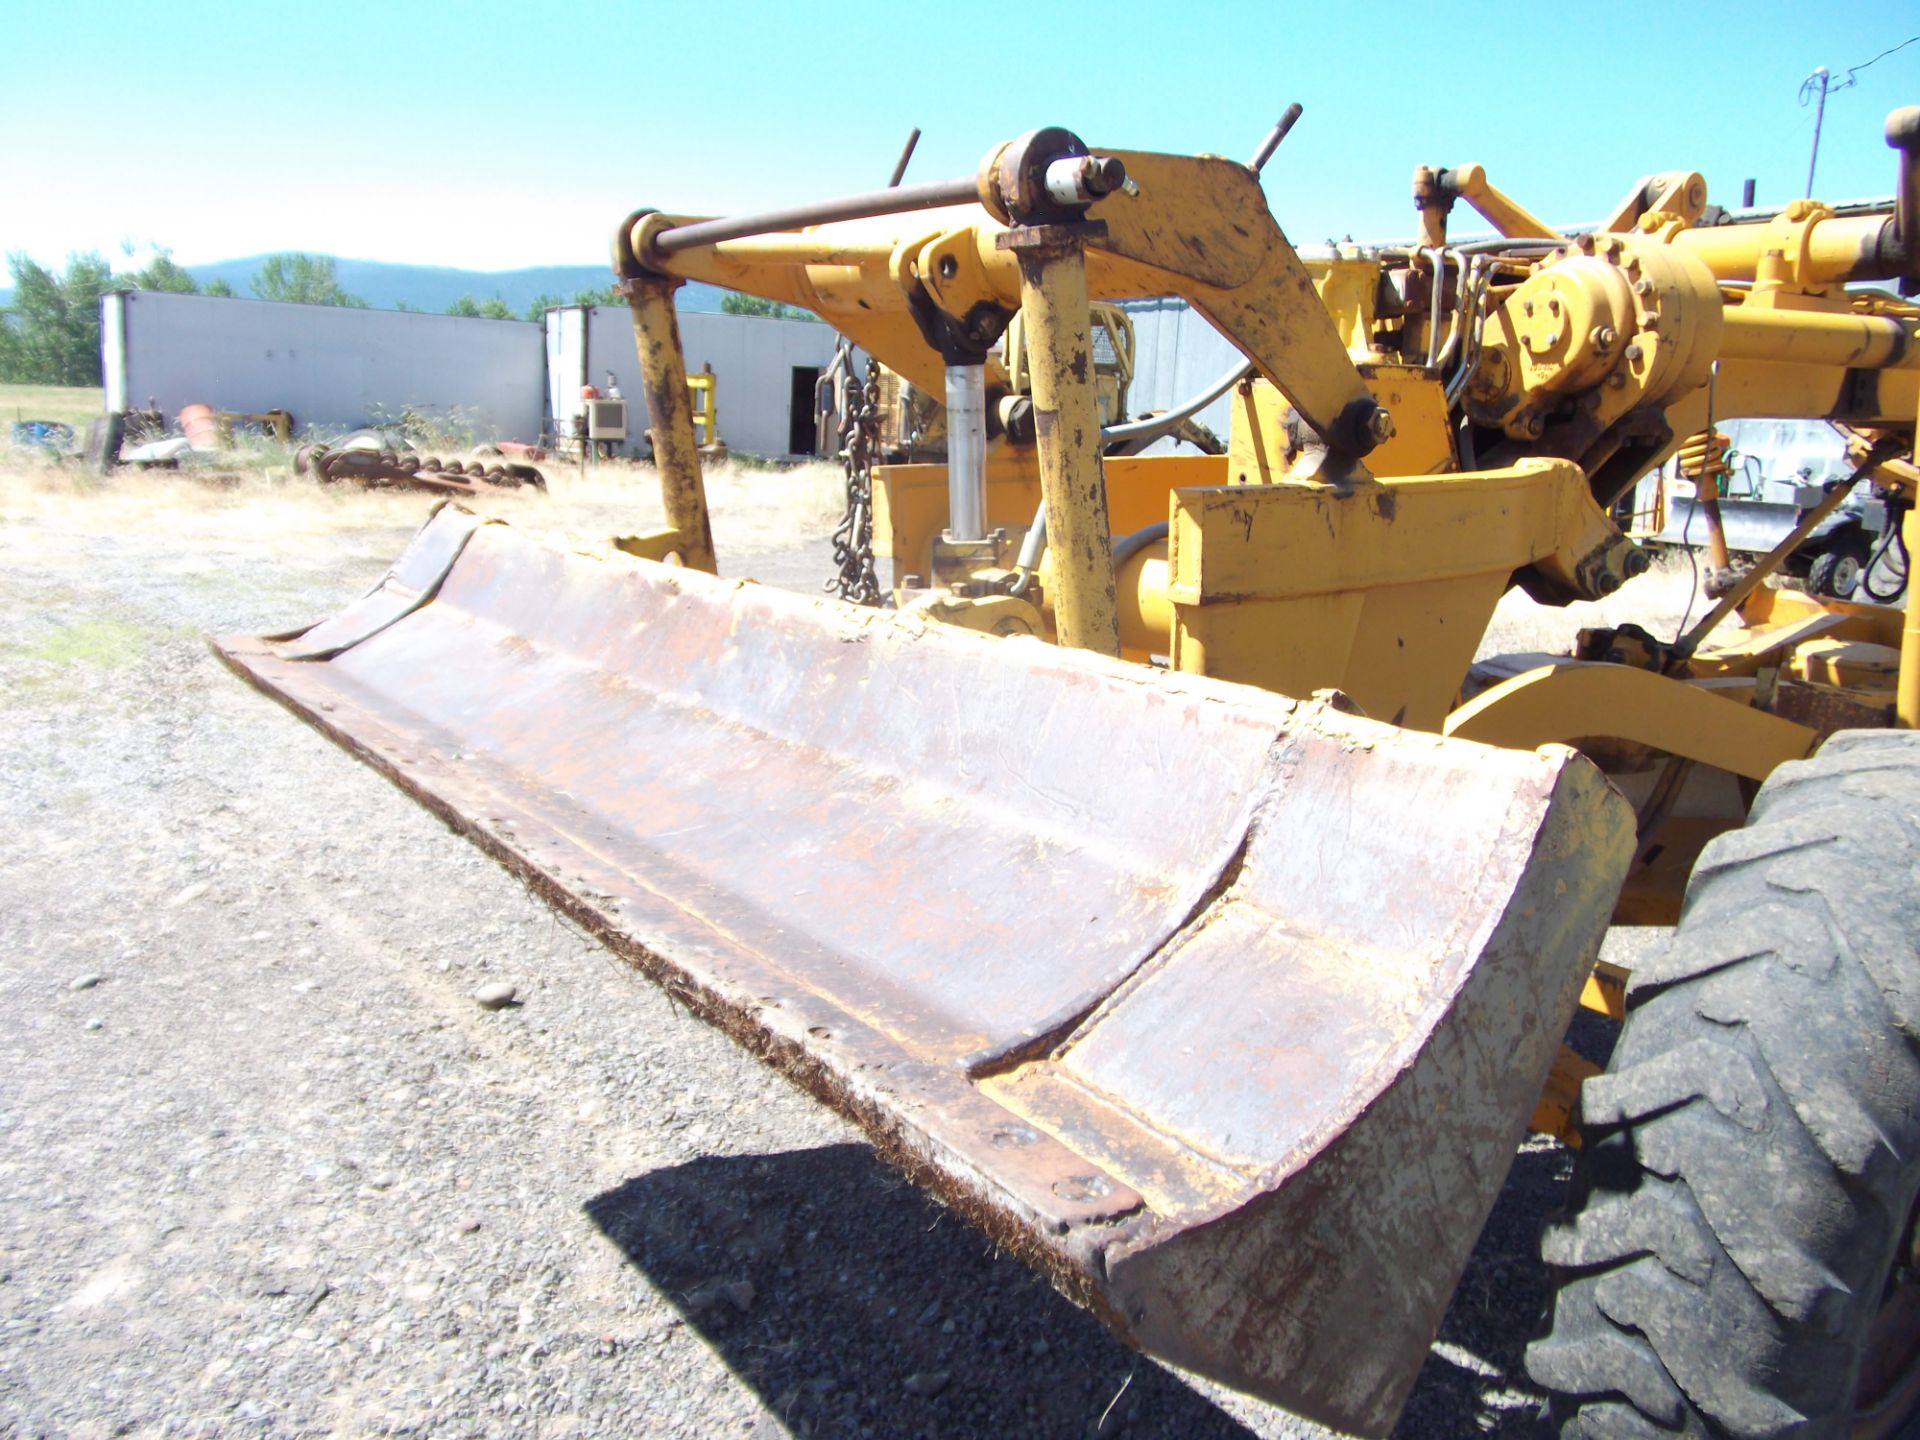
[213,506,1635,1436]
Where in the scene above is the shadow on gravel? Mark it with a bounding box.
[586,1143,1259,1440]
[588,1106,1602,1440]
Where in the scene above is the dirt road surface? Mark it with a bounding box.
[0,457,1664,1438]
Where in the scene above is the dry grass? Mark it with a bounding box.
[0,431,1710,659]
[0,383,104,432]
[0,448,847,564]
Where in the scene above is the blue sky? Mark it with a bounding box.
[3,1,1915,274]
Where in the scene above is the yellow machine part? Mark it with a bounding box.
[218,116,1920,1440]
[1229,366,1455,481]
[876,449,1644,730]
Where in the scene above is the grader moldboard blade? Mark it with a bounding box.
[214,504,1633,1436]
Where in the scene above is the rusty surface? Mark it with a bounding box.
[213,507,1634,1437]
[308,447,546,497]
[1772,676,1897,740]
[623,275,717,574]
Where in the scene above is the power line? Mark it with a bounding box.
[1797,35,1920,196]
[1805,33,1920,100]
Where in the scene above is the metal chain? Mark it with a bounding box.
[825,348,885,606]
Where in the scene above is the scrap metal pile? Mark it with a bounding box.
[294,441,546,496]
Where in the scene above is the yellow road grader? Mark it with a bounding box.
[217,107,1920,1437]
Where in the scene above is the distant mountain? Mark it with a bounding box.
[178,256,733,316]
[0,263,732,319]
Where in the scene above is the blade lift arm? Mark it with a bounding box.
[610,127,1398,640]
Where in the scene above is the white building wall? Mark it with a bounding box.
[1117,298,1243,446]
[550,306,844,459]
[106,290,545,441]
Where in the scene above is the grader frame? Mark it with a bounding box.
[217,109,1920,1436]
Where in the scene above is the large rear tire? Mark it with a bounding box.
[1529,730,1920,1438]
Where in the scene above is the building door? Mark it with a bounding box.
[788,367,820,455]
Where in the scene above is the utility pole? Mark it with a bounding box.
[1804,66,1831,197]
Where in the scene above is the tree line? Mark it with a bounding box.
[0,253,634,387]
[0,251,374,387]
[1,249,812,388]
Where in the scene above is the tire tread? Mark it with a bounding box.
[1529,731,1920,1437]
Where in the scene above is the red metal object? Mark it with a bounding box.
[178,403,221,449]
[213,506,1633,1436]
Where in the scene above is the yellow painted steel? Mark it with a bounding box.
[622,274,717,574]
[1718,305,1920,370]
[1002,229,1120,656]
[1230,368,1455,482]
[1903,501,1920,728]
[1443,663,1818,781]
[626,128,1918,749]
[1449,163,1561,240]
[1529,964,1630,1142]
[1467,235,1725,444]
[1112,543,1173,655]
[1531,1044,1603,1148]
[631,150,1380,447]
[1164,460,1641,729]
[686,369,719,449]
[870,452,1221,586]
[217,409,294,444]
[1582,960,1630,1022]
[1668,203,1898,286]
[1600,171,1708,233]
[1304,255,1389,356]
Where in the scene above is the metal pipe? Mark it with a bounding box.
[1424,248,1445,369]
[707,234,899,265]
[1692,456,1734,573]
[1014,515,1171,597]
[1891,107,1920,275]
[1249,104,1304,174]
[1670,213,1901,285]
[888,127,922,188]
[1718,305,1919,369]
[1006,230,1121,655]
[649,176,981,256]
[1672,438,1904,663]
[624,276,717,574]
[1101,359,1253,445]
[944,363,987,542]
[1444,260,1495,406]
[1691,367,1733,573]
[1901,499,1920,728]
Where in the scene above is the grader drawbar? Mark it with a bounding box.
[216,501,1631,1434]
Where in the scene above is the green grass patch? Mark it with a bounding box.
[24,619,149,669]
[1,383,105,432]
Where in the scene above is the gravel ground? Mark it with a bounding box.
[0,457,1653,1439]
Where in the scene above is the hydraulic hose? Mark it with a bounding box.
[1100,360,1253,447]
